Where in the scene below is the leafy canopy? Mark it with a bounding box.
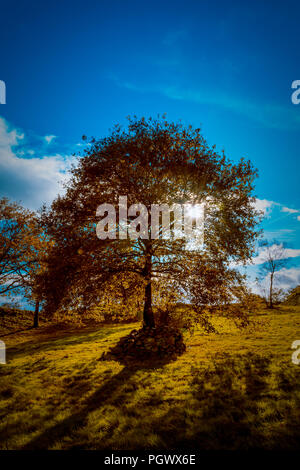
[41,116,260,327]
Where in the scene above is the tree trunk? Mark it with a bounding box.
[33,300,39,328]
[142,245,155,328]
[269,273,274,309]
[143,279,155,327]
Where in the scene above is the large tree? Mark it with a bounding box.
[41,116,260,327]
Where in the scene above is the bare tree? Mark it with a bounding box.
[257,239,288,308]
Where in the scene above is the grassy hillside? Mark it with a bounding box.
[0,306,37,335]
[0,306,300,450]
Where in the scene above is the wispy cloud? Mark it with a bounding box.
[253,198,300,223]
[111,77,300,130]
[281,206,299,214]
[251,244,300,266]
[161,86,300,130]
[263,229,295,242]
[44,134,56,144]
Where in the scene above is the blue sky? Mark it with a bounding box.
[0,0,300,297]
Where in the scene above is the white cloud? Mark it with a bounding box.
[250,244,300,266]
[253,198,277,217]
[274,267,300,290]
[252,199,300,221]
[254,266,300,294]
[281,206,299,214]
[44,134,56,144]
[0,117,74,210]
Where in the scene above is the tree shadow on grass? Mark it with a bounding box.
[0,327,34,338]
[7,325,132,361]
[146,352,300,450]
[169,352,272,450]
[15,351,300,450]
[101,327,185,368]
[21,352,173,450]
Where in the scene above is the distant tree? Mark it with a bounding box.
[0,198,47,327]
[41,116,260,329]
[256,239,288,308]
[21,229,49,328]
[0,198,33,297]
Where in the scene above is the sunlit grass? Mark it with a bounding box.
[0,306,300,450]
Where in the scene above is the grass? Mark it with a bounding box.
[0,306,300,450]
[0,305,39,335]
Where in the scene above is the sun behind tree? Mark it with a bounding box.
[41,116,260,337]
